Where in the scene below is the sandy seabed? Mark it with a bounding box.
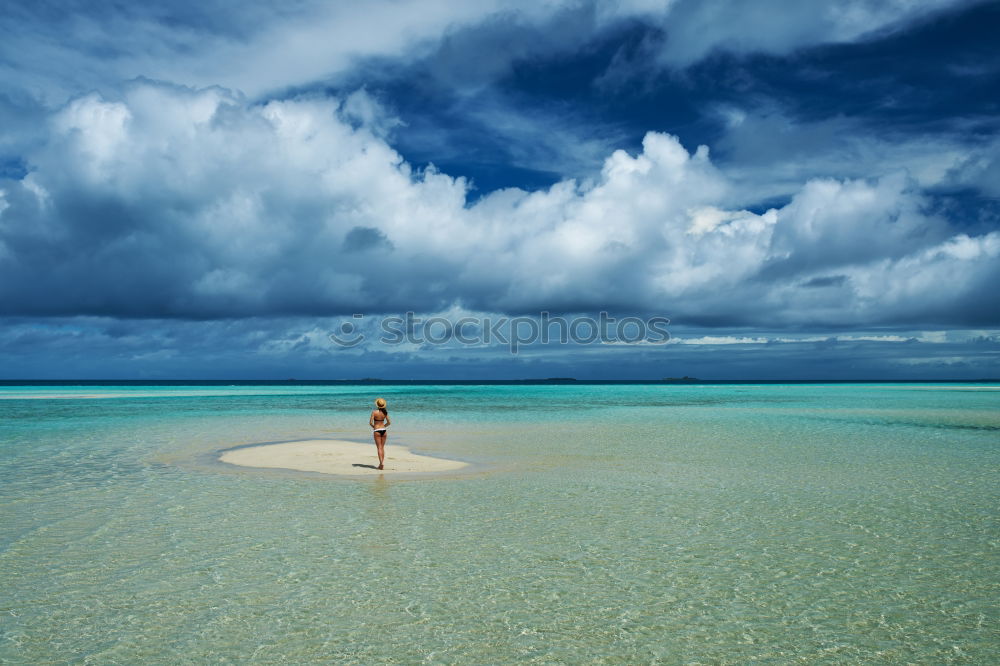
[219,438,469,476]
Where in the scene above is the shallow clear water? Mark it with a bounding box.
[1,383,998,663]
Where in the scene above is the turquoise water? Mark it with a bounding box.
[1,383,998,663]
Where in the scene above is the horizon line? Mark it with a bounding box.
[1,378,998,384]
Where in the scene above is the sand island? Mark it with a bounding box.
[219,439,469,476]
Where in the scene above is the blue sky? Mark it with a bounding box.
[1,0,998,379]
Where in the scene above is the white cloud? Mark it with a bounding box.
[670,336,771,345]
[845,231,1000,324]
[891,355,983,366]
[1,1,545,103]
[1,0,976,109]
[670,333,961,345]
[0,80,997,329]
[651,0,975,66]
[769,173,952,270]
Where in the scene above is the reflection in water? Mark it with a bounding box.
[360,475,399,556]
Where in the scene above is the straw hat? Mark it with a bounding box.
[375,398,387,408]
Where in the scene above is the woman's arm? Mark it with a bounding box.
[369,411,376,429]
[385,413,391,427]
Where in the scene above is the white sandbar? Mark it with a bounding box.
[219,439,469,476]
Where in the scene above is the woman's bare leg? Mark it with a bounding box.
[375,432,386,469]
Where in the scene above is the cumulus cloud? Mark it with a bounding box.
[1,80,998,330]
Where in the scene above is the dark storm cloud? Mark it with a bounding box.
[801,276,848,289]
[342,227,393,252]
[1,316,997,380]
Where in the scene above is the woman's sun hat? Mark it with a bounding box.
[375,397,387,408]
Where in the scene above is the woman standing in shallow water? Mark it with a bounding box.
[369,398,391,470]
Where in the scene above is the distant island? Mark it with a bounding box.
[662,376,699,382]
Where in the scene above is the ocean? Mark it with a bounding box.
[1,382,997,663]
